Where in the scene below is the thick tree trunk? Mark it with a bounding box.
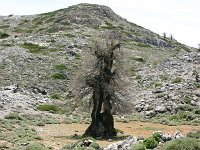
[84,84,116,138]
[84,43,119,138]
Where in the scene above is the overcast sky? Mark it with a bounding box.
[0,0,199,48]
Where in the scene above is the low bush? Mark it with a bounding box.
[36,104,60,113]
[187,130,200,139]
[171,77,182,83]
[20,42,46,54]
[153,132,161,142]
[51,73,66,79]
[89,142,100,149]
[4,112,23,120]
[50,94,62,100]
[137,43,151,48]
[131,143,146,150]
[26,142,47,150]
[0,32,10,39]
[54,64,68,70]
[162,138,200,150]
[143,136,158,149]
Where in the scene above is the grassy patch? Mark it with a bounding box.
[50,93,62,100]
[162,138,200,150]
[137,43,151,48]
[54,64,68,70]
[20,42,47,54]
[0,25,10,29]
[51,73,67,79]
[143,127,163,131]
[130,143,146,150]
[132,57,146,63]
[75,53,81,59]
[187,130,200,139]
[65,33,76,38]
[25,142,48,150]
[0,113,59,148]
[154,82,162,88]
[36,104,60,113]
[171,77,182,83]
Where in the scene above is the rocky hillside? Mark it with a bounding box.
[0,3,199,117]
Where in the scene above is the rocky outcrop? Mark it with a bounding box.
[0,85,52,118]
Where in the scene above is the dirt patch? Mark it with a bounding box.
[35,121,200,150]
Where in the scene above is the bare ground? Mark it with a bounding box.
[35,121,200,150]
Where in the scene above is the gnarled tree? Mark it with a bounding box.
[83,39,122,138]
[68,35,129,138]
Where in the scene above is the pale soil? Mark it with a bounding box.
[35,121,200,150]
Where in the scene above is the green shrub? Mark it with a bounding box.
[178,104,193,111]
[183,96,191,104]
[162,138,200,150]
[85,147,95,150]
[26,142,47,150]
[60,144,72,150]
[137,43,151,48]
[36,121,45,126]
[50,94,62,100]
[156,93,166,98]
[187,131,200,139]
[20,42,46,54]
[54,64,68,70]
[153,132,161,142]
[131,143,146,150]
[89,142,100,149]
[0,144,7,149]
[194,109,200,115]
[51,73,66,79]
[132,57,146,63]
[171,77,182,83]
[65,33,75,38]
[36,104,60,113]
[4,112,23,120]
[154,82,162,87]
[0,32,10,39]
[75,53,81,59]
[170,111,194,122]
[143,136,158,149]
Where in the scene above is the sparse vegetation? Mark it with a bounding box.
[132,57,146,63]
[162,138,200,150]
[26,142,48,150]
[51,73,67,79]
[0,32,10,39]
[20,42,47,53]
[54,64,68,70]
[171,77,182,83]
[36,104,60,113]
[137,43,151,48]
[131,143,146,150]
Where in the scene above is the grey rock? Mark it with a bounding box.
[174,131,184,139]
[160,133,173,142]
[155,105,167,113]
[104,136,138,150]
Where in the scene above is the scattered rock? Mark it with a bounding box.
[104,136,138,150]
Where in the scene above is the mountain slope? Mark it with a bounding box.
[0,3,199,118]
